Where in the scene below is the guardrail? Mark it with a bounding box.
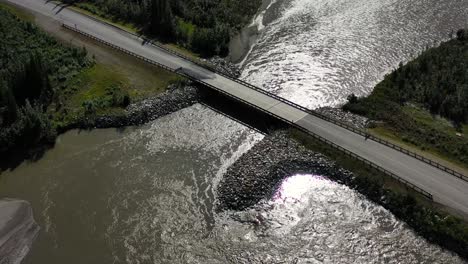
[63,7,220,72]
[62,23,466,187]
[293,127,434,200]
[185,75,433,200]
[143,32,468,183]
[63,24,177,71]
[214,74,468,183]
[62,9,468,182]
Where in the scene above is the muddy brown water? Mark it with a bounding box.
[1,0,468,263]
[1,105,464,263]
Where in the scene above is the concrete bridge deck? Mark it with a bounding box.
[5,0,468,217]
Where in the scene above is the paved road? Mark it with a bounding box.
[5,0,468,217]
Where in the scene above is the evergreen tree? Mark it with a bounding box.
[0,81,18,125]
[10,53,50,106]
[150,0,174,40]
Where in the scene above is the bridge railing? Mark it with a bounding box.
[62,23,467,185]
[138,28,468,183]
[63,11,468,183]
[209,70,468,183]
[183,75,434,200]
[62,24,177,72]
[293,127,434,200]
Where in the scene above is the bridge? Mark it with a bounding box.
[5,0,468,217]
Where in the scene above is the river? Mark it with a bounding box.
[1,0,468,263]
[241,0,468,108]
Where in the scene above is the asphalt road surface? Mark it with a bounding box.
[5,0,468,217]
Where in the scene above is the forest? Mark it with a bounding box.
[0,8,90,158]
[61,0,262,56]
[344,30,468,164]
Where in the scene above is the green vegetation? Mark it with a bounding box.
[52,64,128,128]
[61,0,262,56]
[289,129,468,260]
[0,7,90,156]
[369,107,468,172]
[66,4,202,60]
[344,30,468,165]
[0,2,34,22]
[0,5,180,161]
[51,60,181,129]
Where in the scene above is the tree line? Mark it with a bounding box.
[344,29,468,165]
[345,29,468,125]
[62,0,261,56]
[0,8,89,158]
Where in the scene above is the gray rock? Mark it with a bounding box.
[0,199,39,264]
[315,107,369,129]
[217,131,354,211]
[73,83,201,129]
[202,56,241,78]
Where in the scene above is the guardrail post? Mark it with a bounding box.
[60,23,467,185]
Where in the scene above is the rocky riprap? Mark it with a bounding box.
[202,56,241,78]
[77,84,200,129]
[316,107,369,129]
[217,131,353,211]
[81,55,240,129]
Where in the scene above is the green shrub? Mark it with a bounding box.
[62,0,262,56]
[175,18,195,44]
[108,86,130,107]
[343,31,468,165]
[0,7,89,157]
[0,101,56,153]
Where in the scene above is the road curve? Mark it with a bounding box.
[4,0,468,217]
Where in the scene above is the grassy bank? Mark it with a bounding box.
[0,2,34,22]
[368,112,468,175]
[289,129,468,260]
[52,61,181,130]
[0,5,181,168]
[344,31,468,168]
[0,5,89,159]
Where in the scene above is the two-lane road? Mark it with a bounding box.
[5,0,468,217]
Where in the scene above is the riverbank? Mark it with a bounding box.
[0,2,244,172]
[0,4,90,170]
[343,31,468,170]
[217,130,468,260]
[317,106,468,176]
[62,83,200,130]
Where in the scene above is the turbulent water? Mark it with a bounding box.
[0,106,464,263]
[1,0,468,263]
[241,0,468,108]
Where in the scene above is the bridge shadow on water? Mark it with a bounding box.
[198,85,290,135]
